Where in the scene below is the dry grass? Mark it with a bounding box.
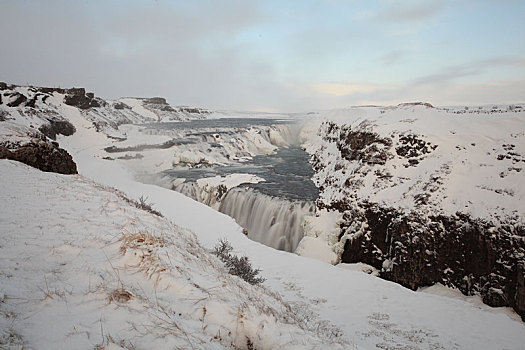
[109,288,133,303]
[119,231,168,284]
[119,231,165,252]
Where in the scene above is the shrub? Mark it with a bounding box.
[135,195,163,217]
[213,239,265,285]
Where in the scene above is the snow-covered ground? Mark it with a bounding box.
[1,85,525,349]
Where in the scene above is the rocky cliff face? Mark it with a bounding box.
[0,137,77,175]
[305,106,525,320]
[338,203,524,320]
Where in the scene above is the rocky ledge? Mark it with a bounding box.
[0,138,77,175]
[337,203,525,321]
[310,118,525,320]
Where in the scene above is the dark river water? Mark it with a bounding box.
[148,118,319,202]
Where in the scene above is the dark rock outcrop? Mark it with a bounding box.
[311,120,525,321]
[339,203,525,321]
[38,119,76,140]
[64,88,102,109]
[324,121,392,166]
[144,97,167,105]
[114,101,130,110]
[0,140,77,174]
[397,102,434,108]
[7,92,27,107]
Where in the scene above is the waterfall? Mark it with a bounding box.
[218,188,314,252]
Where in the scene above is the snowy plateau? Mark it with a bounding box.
[0,83,524,350]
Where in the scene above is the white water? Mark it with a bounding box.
[155,119,317,253]
[219,188,315,252]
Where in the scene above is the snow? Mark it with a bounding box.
[2,87,525,349]
[119,98,160,121]
[302,105,525,222]
[196,173,265,190]
[337,263,380,276]
[0,160,344,349]
[55,102,525,349]
[296,209,342,264]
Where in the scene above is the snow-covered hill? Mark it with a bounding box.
[0,82,209,138]
[1,83,525,349]
[0,160,344,349]
[299,103,525,320]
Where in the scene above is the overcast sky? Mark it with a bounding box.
[1,0,524,111]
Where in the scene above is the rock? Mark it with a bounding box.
[0,110,9,121]
[113,101,130,110]
[38,87,66,94]
[0,140,77,174]
[7,92,27,107]
[63,88,101,109]
[324,122,392,166]
[38,119,76,140]
[397,102,434,108]
[143,97,167,104]
[339,204,525,320]
[516,263,525,321]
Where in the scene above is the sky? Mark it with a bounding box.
[1,0,524,112]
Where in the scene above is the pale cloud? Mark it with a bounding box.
[0,0,523,112]
[376,0,447,22]
[312,82,384,96]
[380,50,406,65]
[411,56,525,86]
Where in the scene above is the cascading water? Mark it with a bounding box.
[148,118,319,253]
[218,188,315,252]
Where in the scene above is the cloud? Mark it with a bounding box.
[380,50,406,65]
[376,0,447,22]
[312,82,386,96]
[410,56,525,86]
[0,0,287,111]
[0,1,523,112]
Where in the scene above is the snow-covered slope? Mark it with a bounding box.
[303,103,524,220]
[0,160,344,349]
[300,103,525,319]
[1,83,525,349]
[57,97,525,349]
[0,82,210,137]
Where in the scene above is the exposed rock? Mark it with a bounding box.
[64,88,100,109]
[178,106,210,114]
[0,110,10,121]
[7,92,27,107]
[310,119,525,320]
[396,134,437,159]
[25,95,38,108]
[38,86,66,94]
[0,140,77,174]
[325,121,392,166]
[339,203,525,321]
[0,82,8,90]
[144,97,167,105]
[397,102,434,108]
[114,101,130,110]
[38,119,76,140]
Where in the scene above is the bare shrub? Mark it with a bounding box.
[213,239,265,285]
[134,195,163,217]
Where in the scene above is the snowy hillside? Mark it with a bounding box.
[300,103,525,320]
[0,160,344,349]
[1,83,525,349]
[0,82,210,138]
